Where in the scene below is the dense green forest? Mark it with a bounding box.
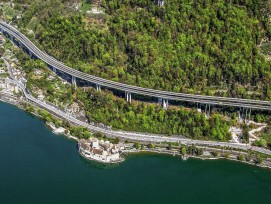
[14,50,231,141]
[8,0,271,100]
[78,88,231,140]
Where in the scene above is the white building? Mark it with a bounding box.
[78,138,123,163]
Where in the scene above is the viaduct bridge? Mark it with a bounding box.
[1,21,271,118]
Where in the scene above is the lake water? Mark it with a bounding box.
[1,102,271,204]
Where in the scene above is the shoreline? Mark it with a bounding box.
[1,94,271,170]
[79,147,125,164]
[124,149,271,170]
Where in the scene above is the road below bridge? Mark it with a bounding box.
[3,77,271,157]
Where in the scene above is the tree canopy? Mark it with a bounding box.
[15,0,271,99]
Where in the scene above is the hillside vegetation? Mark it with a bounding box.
[16,51,231,141]
[2,0,271,142]
[10,0,271,100]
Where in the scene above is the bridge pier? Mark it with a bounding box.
[158,98,162,105]
[29,50,33,58]
[52,67,57,73]
[72,76,76,86]
[204,104,211,116]
[239,107,251,124]
[125,91,132,103]
[245,109,247,122]
[158,98,168,109]
[162,99,168,109]
[245,108,251,123]
[18,41,23,48]
[239,107,243,119]
[96,84,101,92]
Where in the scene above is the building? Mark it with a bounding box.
[78,138,123,163]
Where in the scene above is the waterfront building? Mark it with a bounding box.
[78,138,123,163]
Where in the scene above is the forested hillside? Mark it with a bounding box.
[1,0,271,98]
[16,51,231,141]
[8,0,271,99]
[3,0,271,143]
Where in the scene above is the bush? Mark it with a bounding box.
[113,137,120,144]
[134,142,140,149]
[180,146,187,155]
[211,151,218,157]
[253,139,268,148]
[254,155,263,164]
[237,154,245,161]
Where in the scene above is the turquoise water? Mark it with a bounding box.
[1,102,271,204]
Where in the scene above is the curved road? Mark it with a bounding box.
[1,22,271,110]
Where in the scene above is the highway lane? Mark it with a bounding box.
[1,22,271,110]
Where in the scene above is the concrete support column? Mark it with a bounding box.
[239,107,251,124]
[96,84,101,92]
[19,41,23,48]
[204,104,207,115]
[72,76,76,86]
[29,50,33,58]
[245,109,248,123]
[162,99,168,109]
[0,27,3,33]
[52,67,57,73]
[239,107,243,120]
[158,98,162,105]
[10,35,14,42]
[125,91,132,103]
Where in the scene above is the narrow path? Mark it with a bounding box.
[247,121,267,144]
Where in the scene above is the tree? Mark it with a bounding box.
[254,155,263,164]
[25,105,34,113]
[237,154,245,161]
[113,137,120,144]
[181,146,187,155]
[148,143,156,149]
[242,125,250,143]
[211,151,218,157]
[167,143,172,150]
[196,148,203,156]
[258,139,267,148]
[134,142,140,149]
